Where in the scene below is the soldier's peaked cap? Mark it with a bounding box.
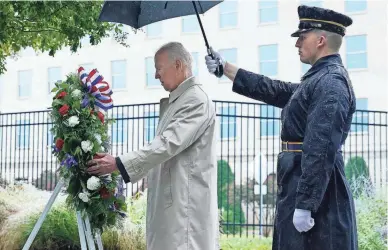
[291,5,353,37]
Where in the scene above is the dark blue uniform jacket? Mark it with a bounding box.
[233,54,358,250]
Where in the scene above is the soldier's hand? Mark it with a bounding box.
[205,47,226,74]
[293,209,315,233]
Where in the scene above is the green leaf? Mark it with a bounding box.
[59,83,69,89]
[51,87,59,93]
[68,137,81,151]
[73,100,81,111]
[52,99,64,106]
[67,176,81,196]
[74,146,82,156]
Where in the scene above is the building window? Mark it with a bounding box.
[146,22,162,37]
[145,57,159,87]
[182,16,199,33]
[112,114,127,144]
[48,67,62,93]
[260,105,280,136]
[259,44,278,77]
[220,105,236,139]
[345,35,367,69]
[301,63,311,76]
[18,70,32,98]
[80,63,94,73]
[345,0,367,13]
[111,60,126,89]
[258,0,278,23]
[300,0,323,7]
[219,48,237,81]
[144,111,159,143]
[16,119,30,148]
[191,52,199,77]
[219,1,238,28]
[351,98,368,132]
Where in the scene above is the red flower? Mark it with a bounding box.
[97,111,104,124]
[56,91,67,99]
[59,104,69,116]
[55,138,64,150]
[99,187,111,199]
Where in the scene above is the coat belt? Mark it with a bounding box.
[282,141,303,152]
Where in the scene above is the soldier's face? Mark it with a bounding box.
[295,31,321,64]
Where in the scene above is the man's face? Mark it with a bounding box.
[295,31,323,64]
[154,51,180,92]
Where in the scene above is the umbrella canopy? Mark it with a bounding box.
[98,0,224,77]
[98,1,222,29]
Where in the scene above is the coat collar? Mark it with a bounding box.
[301,54,343,81]
[168,76,199,103]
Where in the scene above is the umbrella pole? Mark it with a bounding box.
[192,1,223,78]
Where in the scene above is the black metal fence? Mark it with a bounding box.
[0,101,387,236]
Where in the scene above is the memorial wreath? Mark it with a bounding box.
[49,67,126,234]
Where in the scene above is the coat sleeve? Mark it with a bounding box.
[295,73,352,213]
[232,68,299,108]
[116,94,214,184]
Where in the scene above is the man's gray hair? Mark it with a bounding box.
[155,42,193,73]
[313,29,343,52]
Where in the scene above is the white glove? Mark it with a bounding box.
[292,209,315,233]
[204,47,226,74]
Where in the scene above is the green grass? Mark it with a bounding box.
[220,235,272,250]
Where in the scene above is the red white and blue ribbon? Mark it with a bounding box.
[77,67,113,111]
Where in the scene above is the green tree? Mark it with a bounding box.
[217,160,246,235]
[0,1,132,74]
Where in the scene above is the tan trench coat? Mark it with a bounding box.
[118,77,219,250]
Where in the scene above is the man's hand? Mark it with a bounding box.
[293,209,315,233]
[86,153,118,176]
[205,47,226,74]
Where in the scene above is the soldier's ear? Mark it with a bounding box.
[317,35,326,48]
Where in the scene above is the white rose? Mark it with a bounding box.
[87,176,101,191]
[66,116,79,127]
[78,192,90,202]
[72,89,82,98]
[81,140,93,153]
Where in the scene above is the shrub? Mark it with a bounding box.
[345,156,371,198]
[18,206,80,250]
[0,186,147,250]
[354,177,387,250]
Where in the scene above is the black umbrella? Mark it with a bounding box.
[98,0,224,77]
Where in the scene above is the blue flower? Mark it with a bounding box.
[52,144,60,153]
[61,154,78,168]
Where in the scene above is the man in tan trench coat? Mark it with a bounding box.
[87,42,219,250]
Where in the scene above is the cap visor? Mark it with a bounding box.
[291,29,302,37]
[291,28,314,37]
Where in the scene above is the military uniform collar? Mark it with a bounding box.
[168,76,199,103]
[301,54,343,81]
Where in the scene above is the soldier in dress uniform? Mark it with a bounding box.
[205,5,358,250]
